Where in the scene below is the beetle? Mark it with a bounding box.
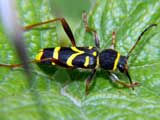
[0,13,157,95]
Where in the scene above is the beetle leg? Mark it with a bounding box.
[108,72,140,89]
[85,69,96,95]
[24,18,76,47]
[110,31,116,49]
[38,57,74,68]
[0,57,73,69]
[82,12,100,49]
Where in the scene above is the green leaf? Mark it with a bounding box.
[0,0,160,120]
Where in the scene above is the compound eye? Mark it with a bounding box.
[119,64,125,73]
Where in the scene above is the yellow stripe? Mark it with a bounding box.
[66,47,84,66]
[84,56,90,67]
[92,51,97,56]
[71,47,83,52]
[88,46,93,49]
[52,47,61,65]
[113,52,120,71]
[35,49,44,62]
[95,57,99,68]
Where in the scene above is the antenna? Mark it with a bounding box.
[127,24,157,59]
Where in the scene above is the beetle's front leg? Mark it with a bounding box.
[108,72,139,89]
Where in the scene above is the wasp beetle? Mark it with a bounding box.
[0,13,157,95]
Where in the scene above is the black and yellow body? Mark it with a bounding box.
[0,14,157,95]
[33,20,157,94]
[35,46,99,69]
[35,46,125,72]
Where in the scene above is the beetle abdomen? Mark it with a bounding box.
[35,47,98,69]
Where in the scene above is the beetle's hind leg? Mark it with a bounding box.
[82,12,100,49]
[108,72,139,89]
[24,18,76,47]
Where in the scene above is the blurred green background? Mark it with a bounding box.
[0,0,160,120]
[50,0,93,28]
[46,0,94,46]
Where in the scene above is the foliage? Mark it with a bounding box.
[0,0,160,120]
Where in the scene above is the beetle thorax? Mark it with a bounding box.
[99,49,120,71]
